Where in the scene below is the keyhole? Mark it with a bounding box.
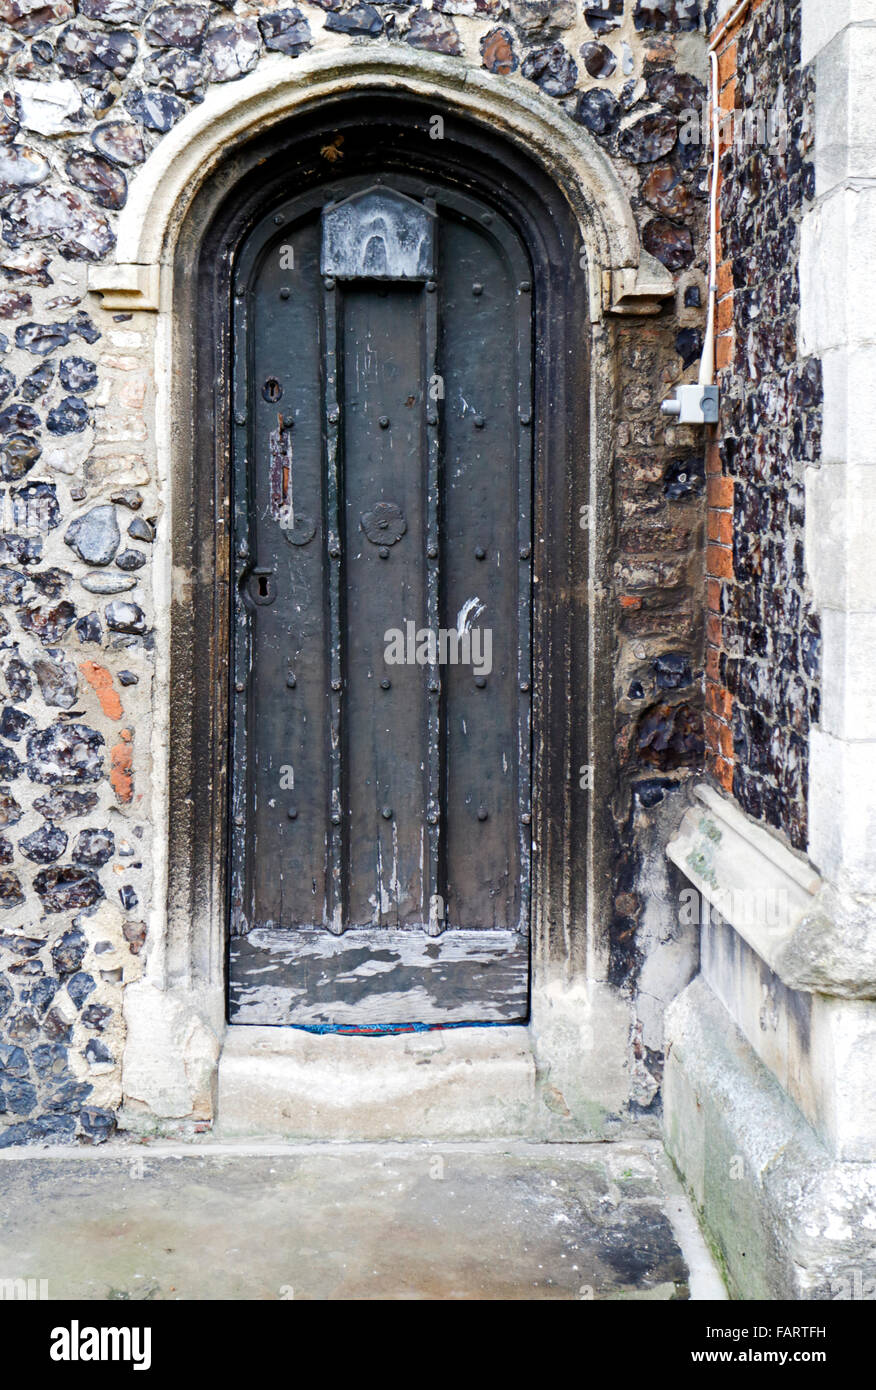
[258,574,269,598]
[262,377,283,403]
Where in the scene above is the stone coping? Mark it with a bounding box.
[667,783,825,989]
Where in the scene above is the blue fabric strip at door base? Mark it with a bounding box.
[289,1020,508,1036]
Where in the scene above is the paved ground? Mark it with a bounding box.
[0,1139,726,1301]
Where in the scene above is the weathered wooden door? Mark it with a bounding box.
[227,178,533,1027]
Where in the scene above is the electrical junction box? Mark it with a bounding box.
[661,385,720,425]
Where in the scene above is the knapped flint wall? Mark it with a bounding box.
[704,0,821,853]
[0,0,719,1142]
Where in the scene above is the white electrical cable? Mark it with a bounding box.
[709,0,756,56]
[697,0,756,390]
[698,46,720,389]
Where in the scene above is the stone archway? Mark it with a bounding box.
[88,51,674,1137]
[88,50,670,315]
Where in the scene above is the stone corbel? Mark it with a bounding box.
[605,251,675,316]
[88,263,161,312]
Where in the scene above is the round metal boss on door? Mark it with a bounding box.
[282,514,317,547]
[360,502,407,546]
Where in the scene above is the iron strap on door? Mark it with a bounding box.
[229,275,251,938]
[423,202,444,939]
[516,274,534,943]
[321,264,344,935]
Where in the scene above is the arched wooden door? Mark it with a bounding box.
[227,175,534,1027]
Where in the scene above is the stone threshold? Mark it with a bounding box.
[215,1021,537,1142]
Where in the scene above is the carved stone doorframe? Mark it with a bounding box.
[86,50,673,1136]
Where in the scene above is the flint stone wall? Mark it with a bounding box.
[0,0,731,1140]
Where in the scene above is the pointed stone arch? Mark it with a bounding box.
[89,49,671,317]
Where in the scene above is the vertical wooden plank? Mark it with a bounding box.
[341,284,428,927]
[253,222,329,930]
[441,214,527,929]
[231,216,330,933]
